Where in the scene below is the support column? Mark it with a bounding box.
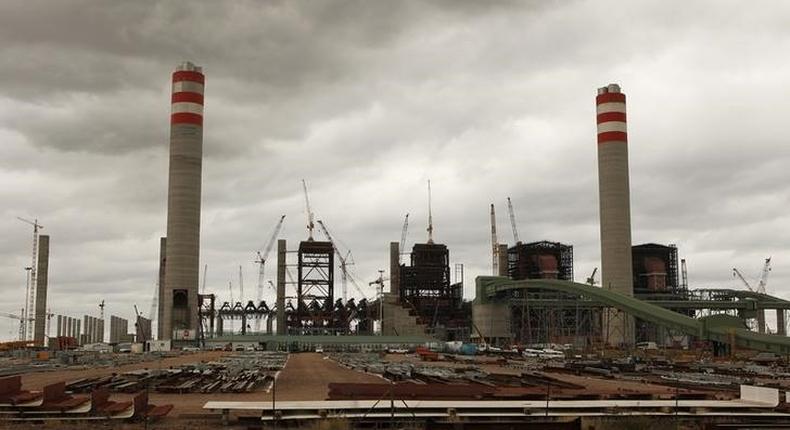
[157,237,166,340]
[33,235,49,345]
[276,239,286,335]
[776,310,786,336]
[497,244,509,277]
[389,242,400,297]
[757,310,766,334]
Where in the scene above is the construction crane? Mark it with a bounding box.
[238,266,244,304]
[368,270,389,333]
[149,282,158,321]
[0,311,26,341]
[201,264,208,294]
[255,215,286,308]
[490,204,498,275]
[733,258,772,294]
[302,179,315,241]
[426,180,434,244]
[316,220,368,301]
[399,213,409,264]
[99,300,105,321]
[506,197,521,245]
[17,217,43,341]
[586,267,598,286]
[133,304,148,342]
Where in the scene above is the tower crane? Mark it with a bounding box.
[17,217,43,340]
[302,179,315,241]
[149,282,158,321]
[0,311,26,341]
[399,213,409,264]
[490,204,498,275]
[426,180,434,244]
[369,270,389,333]
[506,197,521,245]
[586,267,598,286]
[201,264,208,294]
[254,215,285,331]
[733,258,772,294]
[99,300,105,321]
[238,266,244,304]
[316,220,368,301]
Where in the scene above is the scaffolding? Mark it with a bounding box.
[296,241,334,332]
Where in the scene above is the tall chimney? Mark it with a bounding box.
[33,235,49,345]
[596,83,634,346]
[162,62,204,340]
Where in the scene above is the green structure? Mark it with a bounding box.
[476,276,790,354]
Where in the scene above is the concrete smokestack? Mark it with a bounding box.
[162,62,205,340]
[596,83,634,346]
[33,235,49,345]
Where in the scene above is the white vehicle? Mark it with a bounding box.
[636,341,658,350]
[523,348,564,359]
[538,349,565,359]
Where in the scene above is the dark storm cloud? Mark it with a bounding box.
[1,0,790,338]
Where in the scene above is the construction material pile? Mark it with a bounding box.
[67,351,287,394]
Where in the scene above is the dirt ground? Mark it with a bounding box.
[11,352,383,422]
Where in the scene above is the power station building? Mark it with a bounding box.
[160,62,205,341]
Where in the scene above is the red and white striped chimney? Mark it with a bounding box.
[596,83,634,346]
[162,62,204,341]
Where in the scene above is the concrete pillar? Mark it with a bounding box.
[389,242,400,297]
[66,317,72,338]
[56,315,62,337]
[75,319,80,341]
[33,235,49,345]
[472,303,511,346]
[266,315,273,334]
[98,318,104,343]
[276,239,286,335]
[757,310,766,334]
[596,83,634,346]
[163,62,205,340]
[777,310,786,336]
[157,237,166,340]
[497,244,509,277]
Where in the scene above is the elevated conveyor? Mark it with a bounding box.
[477,276,790,354]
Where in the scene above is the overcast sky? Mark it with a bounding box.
[1,0,789,341]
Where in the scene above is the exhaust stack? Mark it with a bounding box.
[596,83,634,346]
[161,62,205,341]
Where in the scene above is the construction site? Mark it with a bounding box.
[3,64,790,430]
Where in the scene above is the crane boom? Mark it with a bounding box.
[757,257,772,294]
[316,220,368,300]
[426,180,434,244]
[490,204,498,275]
[506,197,520,245]
[733,268,753,292]
[302,180,315,241]
[399,213,409,264]
[17,217,43,341]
